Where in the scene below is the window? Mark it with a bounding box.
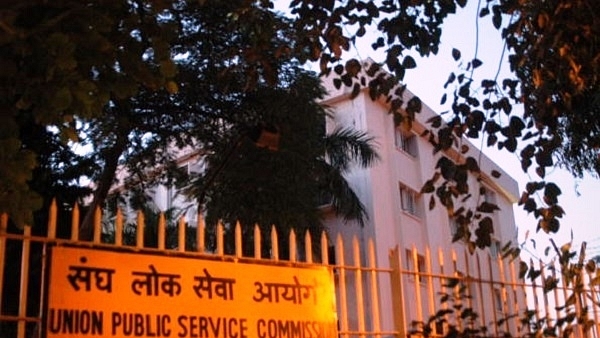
[405,249,426,283]
[481,186,497,206]
[490,239,501,257]
[493,288,504,312]
[395,128,418,157]
[400,185,419,216]
[449,216,458,238]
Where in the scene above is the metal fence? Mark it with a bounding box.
[1,201,599,338]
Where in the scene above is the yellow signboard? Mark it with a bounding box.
[46,246,338,338]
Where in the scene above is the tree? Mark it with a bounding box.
[184,70,378,257]
[2,0,598,247]
[48,1,378,245]
[0,0,178,226]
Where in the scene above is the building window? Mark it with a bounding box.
[395,128,418,157]
[449,216,458,239]
[405,249,426,284]
[493,288,503,312]
[490,239,501,257]
[482,186,497,206]
[400,185,419,216]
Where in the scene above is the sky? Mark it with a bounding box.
[296,0,600,261]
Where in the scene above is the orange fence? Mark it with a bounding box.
[1,202,599,337]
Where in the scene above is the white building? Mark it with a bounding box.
[320,72,523,335]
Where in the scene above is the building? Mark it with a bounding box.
[319,70,523,335]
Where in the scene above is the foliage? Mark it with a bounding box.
[58,2,380,246]
[184,71,379,247]
[426,0,600,246]
[0,0,178,226]
[0,0,597,282]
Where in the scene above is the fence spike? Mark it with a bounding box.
[424,246,435,326]
[71,203,79,241]
[305,230,312,264]
[0,213,6,233]
[270,225,278,261]
[235,221,242,258]
[352,236,365,333]
[136,211,144,249]
[411,245,424,327]
[488,254,499,337]
[368,238,381,334]
[289,229,297,262]
[336,233,348,337]
[475,252,487,331]
[17,226,32,336]
[0,213,7,313]
[197,212,205,253]
[178,216,186,252]
[498,255,511,334]
[158,213,166,250]
[254,224,261,259]
[47,198,57,239]
[320,231,328,265]
[93,206,102,244]
[216,221,224,256]
[115,208,123,245]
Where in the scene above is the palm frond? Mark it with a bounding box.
[323,164,369,226]
[324,127,380,172]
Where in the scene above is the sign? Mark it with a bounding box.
[45,246,338,338]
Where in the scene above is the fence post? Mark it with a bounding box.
[389,246,406,338]
[0,214,7,314]
[17,226,32,338]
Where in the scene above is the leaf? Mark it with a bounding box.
[421,180,435,194]
[585,260,596,274]
[437,157,456,180]
[444,72,456,88]
[356,25,366,37]
[543,182,561,205]
[402,55,417,69]
[543,276,558,293]
[477,201,499,213]
[345,59,362,77]
[165,81,179,94]
[333,78,342,89]
[492,6,502,29]
[472,58,482,69]
[406,96,422,115]
[444,278,460,288]
[465,157,479,172]
[519,261,528,279]
[475,216,493,248]
[452,48,461,61]
[334,64,344,75]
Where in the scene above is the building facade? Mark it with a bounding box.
[320,74,523,335]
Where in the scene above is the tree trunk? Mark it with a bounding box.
[79,131,128,241]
